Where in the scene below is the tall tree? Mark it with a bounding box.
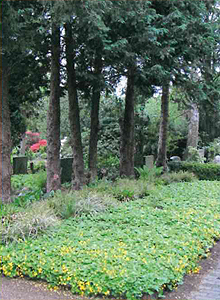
[151,0,219,169]
[65,21,85,190]
[156,82,170,170]
[1,59,12,202]
[88,54,103,181]
[104,0,159,177]
[46,21,61,192]
[120,64,136,177]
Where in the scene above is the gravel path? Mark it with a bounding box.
[0,275,76,300]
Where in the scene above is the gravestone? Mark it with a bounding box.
[13,156,28,174]
[144,155,154,169]
[170,156,181,162]
[198,148,205,160]
[214,155,220,164]
[60,157,73,183]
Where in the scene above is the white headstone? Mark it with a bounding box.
[214,155,220,164]
[170,156,181,162]
[144,155,154,169]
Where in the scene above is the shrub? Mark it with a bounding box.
[13,189,43,208]
[168,161,220,181]
[159,171,198,185]
[185,146,206,163]
[110,178,151,201]
[11,171,47,191]
[135,165,163,181]
[205,137,220,162]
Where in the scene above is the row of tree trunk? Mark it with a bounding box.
[1,22,200,202]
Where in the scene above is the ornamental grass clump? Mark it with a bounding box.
[48,189,118,219]
[0,201,59,245]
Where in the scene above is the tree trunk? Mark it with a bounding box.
[120,65,136,178]
[156,82,170,171]
[183,103,199,160]
[46,23,61,193]
[0,64,12,203]
[88,54,102,181]
[65,22,85,190]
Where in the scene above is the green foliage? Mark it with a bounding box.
[135,165,163,182]
[11,171,47,191]
[205,138,220,162]
[168,162,220,181]
[186,147,206,163]
[1,181,220,299]
[110,178,151,201]
[159,171,198,185]
[13,189,43,208]
[32,160,46,172]
[142,96,188,158]
[11,172,47,208]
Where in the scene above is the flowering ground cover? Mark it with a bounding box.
[1,181,220,299]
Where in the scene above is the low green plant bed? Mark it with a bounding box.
[1,181,220,299]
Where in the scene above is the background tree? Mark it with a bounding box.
[65,20,86,189]
[46,20,61,193]
[1,1,47,201]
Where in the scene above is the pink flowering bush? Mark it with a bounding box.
[25,132,47,159]
[30,143,40,152]
[39,139,47,147]
[25,131,40,148]
[30,140,47,153]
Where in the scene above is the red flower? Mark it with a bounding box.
[39,139,47,146]
[30,143,40,152]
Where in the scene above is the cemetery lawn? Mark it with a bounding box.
[1,180,220,300]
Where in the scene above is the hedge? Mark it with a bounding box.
[168,162,220,181]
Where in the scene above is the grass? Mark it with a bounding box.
[1,180,220,299]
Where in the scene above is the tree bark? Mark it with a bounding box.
[156,82,170,171]
[183,103,199,160]
[88,54,102,181]
[120,65,136,178]
[0,64,12,203]
[65,22,85,190]
[46,23,61,193]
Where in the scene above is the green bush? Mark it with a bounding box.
[168,162,220,181]
[159,171,198,185]
[110,178,151,201]
[13,189,43,208]
[11,172,47,208]
[135,165,163,181]
[11,171,47,191]
[186,146,206,163]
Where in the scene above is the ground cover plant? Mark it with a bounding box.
[1,180,220,299]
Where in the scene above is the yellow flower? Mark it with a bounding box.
[66,276,71,281]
